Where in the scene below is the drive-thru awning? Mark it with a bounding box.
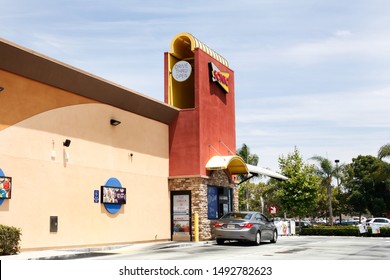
[246,164,288,181]
[205,155,288,181]
[205,155,249,175]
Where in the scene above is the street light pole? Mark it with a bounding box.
[335,159,340,224]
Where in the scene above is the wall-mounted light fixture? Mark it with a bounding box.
[0,86,4,92]
[63,139,71,147]
[110,119,121,126]
[51,140,56,160]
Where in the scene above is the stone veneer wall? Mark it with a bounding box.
[168,170,238,241]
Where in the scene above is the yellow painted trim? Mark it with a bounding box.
[170,32,229,67]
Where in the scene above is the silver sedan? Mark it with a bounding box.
[213,212,278,245]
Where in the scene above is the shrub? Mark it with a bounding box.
[300,225,390,237]
[0,224,22,255]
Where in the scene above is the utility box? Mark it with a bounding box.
[50,216,58,232]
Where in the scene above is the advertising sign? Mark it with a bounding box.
[0,176,12,199]
[172,61,192,82]
[172,194,190,240]
[209,62,229,93]
[101,186,126,204]
[371,225,381,234]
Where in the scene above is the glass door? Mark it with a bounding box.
[171,191,192,241]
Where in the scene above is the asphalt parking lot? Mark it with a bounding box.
[1,235,389,260]
[80,235,390,260]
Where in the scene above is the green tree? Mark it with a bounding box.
[238,182,269,212]
[311,184,329,218]
[237,143,259,210]
[376,143,390,183]
[262,183,283,216]
[237,143,259,166]
[309,156,339,225]
[271,147,321,219]
[333,186,352,219]
[344,155,390,217]
[377,144,390,215]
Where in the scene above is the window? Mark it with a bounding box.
[207,186,233,219]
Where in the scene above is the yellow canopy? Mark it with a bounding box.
[205,155,249,174]
[206,156,288,180]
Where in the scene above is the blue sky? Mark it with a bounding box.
[2,0,389,171]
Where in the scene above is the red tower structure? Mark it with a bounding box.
[165,33,248,241]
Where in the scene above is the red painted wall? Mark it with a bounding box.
[165,50,236,176]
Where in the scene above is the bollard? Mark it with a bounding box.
[194,212,199,242]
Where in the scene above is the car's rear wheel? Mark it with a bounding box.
[254,231,261,246]
[216,238,225,245]
[271,230,278,243]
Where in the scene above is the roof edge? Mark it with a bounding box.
[0,38,179,125]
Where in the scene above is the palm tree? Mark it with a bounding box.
[237,143,259,166]
[237,144,259,210]
[376,143,390,183]
[310,156,339,226]
[378,143,390,160]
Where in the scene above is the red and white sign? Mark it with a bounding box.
[269,206,278,214]
[209,62,229,93]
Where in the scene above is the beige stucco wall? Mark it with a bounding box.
[0,103,171,250]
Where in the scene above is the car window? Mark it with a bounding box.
[222,213,252,220]
[244,213,253,220]
[260,214,269,222]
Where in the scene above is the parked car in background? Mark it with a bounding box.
[213,212,278,245]
[352,216,367,223]
[366,217,390,227]
[335,219,359,226]
[313,218,327,224]
[295,220,312,232]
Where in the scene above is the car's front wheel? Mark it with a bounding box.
[253,231,261,246]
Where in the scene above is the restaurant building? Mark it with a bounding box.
[0,33,285,250]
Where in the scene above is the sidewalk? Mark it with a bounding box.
[0,241,210,260]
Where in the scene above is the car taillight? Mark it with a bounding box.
[240,223,254,228]
[214,222,224,228]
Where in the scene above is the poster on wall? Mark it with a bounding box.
[207,187,218,219]
[172,194,190,239]
[100,186,126,204]
[0,176,12,199]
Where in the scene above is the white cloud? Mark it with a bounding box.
[237,86,390,127]
[335,30,352,37]
[2,0,389,172]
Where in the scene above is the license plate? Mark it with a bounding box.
[227,224,235,229]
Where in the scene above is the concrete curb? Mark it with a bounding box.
[0,241,213,260]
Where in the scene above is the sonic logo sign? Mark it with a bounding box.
[209,62,229,93]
